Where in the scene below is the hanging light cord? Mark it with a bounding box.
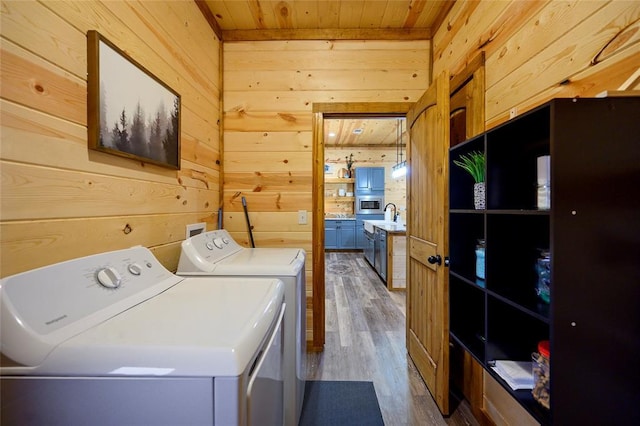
[399,118,403,164]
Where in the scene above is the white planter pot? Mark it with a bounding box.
[474,182,485,210]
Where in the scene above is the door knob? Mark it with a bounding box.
[427,255,442,265]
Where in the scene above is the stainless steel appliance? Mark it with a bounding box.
[364,228,375,265]
[0,246,285,426]
[356,195,384,215]
[374,227,387,280]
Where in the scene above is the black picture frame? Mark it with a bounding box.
[87,30,181,170]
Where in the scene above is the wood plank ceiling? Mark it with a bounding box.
[196,0,450,147]
[325,117,407,147]
[198,0,454,40]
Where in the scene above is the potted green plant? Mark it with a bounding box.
[453,151,485,209]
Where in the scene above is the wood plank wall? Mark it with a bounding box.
[0,0,221,277]
[433,1,640,424]
[223,40,430,344]
[434,0,640,128]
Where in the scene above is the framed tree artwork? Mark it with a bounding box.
[87,30,181,170]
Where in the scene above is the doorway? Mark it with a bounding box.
[323,117,407,218]
[311,103,412,351]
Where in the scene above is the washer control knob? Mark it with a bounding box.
[222,237,230,245]
[213,238,225,249]
[97,267,122,289]
[128,263,142,275]
[206,241,215,250]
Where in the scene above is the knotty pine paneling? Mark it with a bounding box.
[226,49,428,71]
[225,88,427,112]
[1,41,86,125]
[224,69,428,92]
[224,39,430,345]
[224,151,312,172]
[1,161,217,220]
[223,191,313,213]
[224,131,312,152]
[434,0,640,126]
[224,172,313,191]
[0,0,221,276]
[0,213,206,278]
[223,212,313,233]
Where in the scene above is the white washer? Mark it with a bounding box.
[0,246,285,426]
[177,229,306,426]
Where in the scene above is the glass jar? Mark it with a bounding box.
[535,250,551,304]
[532,340,550,409]
[475,239,486,280]
[537,182,551,210]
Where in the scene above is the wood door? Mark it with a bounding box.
[406,71,450,415]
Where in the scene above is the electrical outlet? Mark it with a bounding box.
[298,210,307,225]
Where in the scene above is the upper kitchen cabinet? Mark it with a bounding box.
[355,167,385,194]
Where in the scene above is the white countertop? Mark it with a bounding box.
[363,220,406,234]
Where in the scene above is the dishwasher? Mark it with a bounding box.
[375,228,387,281]
[364,228,375,266]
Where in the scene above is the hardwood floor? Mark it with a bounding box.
[306,252,479,426]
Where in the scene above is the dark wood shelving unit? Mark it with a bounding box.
[448,97,640,425]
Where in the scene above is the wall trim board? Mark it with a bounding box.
[222,28,431,41]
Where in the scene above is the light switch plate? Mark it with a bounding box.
[298,210,307,225]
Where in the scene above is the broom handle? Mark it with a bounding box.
[241,197,255,248]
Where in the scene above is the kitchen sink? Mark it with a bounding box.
[363,220,405,233]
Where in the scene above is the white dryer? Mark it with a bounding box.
[0,246,285,426]
[177,229,306,426]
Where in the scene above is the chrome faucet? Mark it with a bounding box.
[384,203,397,222]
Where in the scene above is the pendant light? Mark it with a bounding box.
[392,118,407,178]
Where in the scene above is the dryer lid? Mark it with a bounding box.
[178,229,305,275]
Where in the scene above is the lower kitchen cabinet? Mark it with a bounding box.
[356,214,383,249]
[324,219,355,249]
[363,219,407,289]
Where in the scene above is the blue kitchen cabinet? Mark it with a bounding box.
[355,218,365,249]
[325,220,338,249]
[355,167,385,193]
[356,214,384,249]
[325,219,355,249]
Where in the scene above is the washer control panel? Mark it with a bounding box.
[185,229,243,262]
[1,247,182,338]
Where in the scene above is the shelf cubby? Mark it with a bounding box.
[449,212,484,282]
[485,213,549,317]
[486,105,550,211]
[486,295,549,362]
[449,134,484,210]
[450,275,486,362]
